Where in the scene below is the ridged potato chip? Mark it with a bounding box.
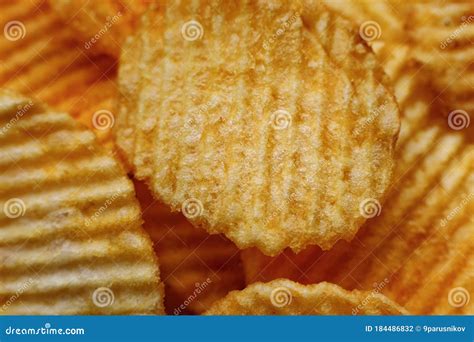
[205,279,407,315]
[116,0,400,256]
[0,90,164,314]
[241,56,474,315]
[323,0,474,116]
[0,0,119,147]
[135,181,245,314]
[49,0,148,58]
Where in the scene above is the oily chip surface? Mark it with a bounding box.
[49,0,148,57]
[205,279,407,315]
[241,54,474,315]
[116,0,400,256]
[0,90,164,314]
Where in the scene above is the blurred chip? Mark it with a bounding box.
[116,0,400,256]
[0,90,164,314]
[0,0,119,148]
[134,181,245,314]
[323,0,474,116]
[241,56,474,314]
[205,279,407,315]
[49,0,148,57]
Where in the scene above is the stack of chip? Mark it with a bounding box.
[1,0,471,316]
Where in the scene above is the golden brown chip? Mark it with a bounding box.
[0,90,164,314]
[0,0,119,148]
[135,181,245,314]
[241,57,474,315]
[204,279,407,315]
[323,0,474,115]
[49,0,148,58]
[116,0,400,256]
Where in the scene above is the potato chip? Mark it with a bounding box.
[241,57,474,314]
[116,0,400,256]
[0,0,119,147]
[0,90,164,314]
[205,279,407,315]
[323,0,474,115]
[134,181,245,314]
[49,0,148,58]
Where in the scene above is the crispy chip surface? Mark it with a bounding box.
[204,279,407,315]
[116,0,400,256]
[0,90,164,314]
[241,52,474,314]
[135,181,245,314]
[0,0,119,147]
[49,0,148,57]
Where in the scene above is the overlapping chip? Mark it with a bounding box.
[323,0,474,116]
[2,0,470,318]
[116,0,400,256]
[134,181,245,314]
[205,279,407,315]
[49,0,148,58]
[0,90,164,314]
[241,53,474,315]
[0,0,119,147]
